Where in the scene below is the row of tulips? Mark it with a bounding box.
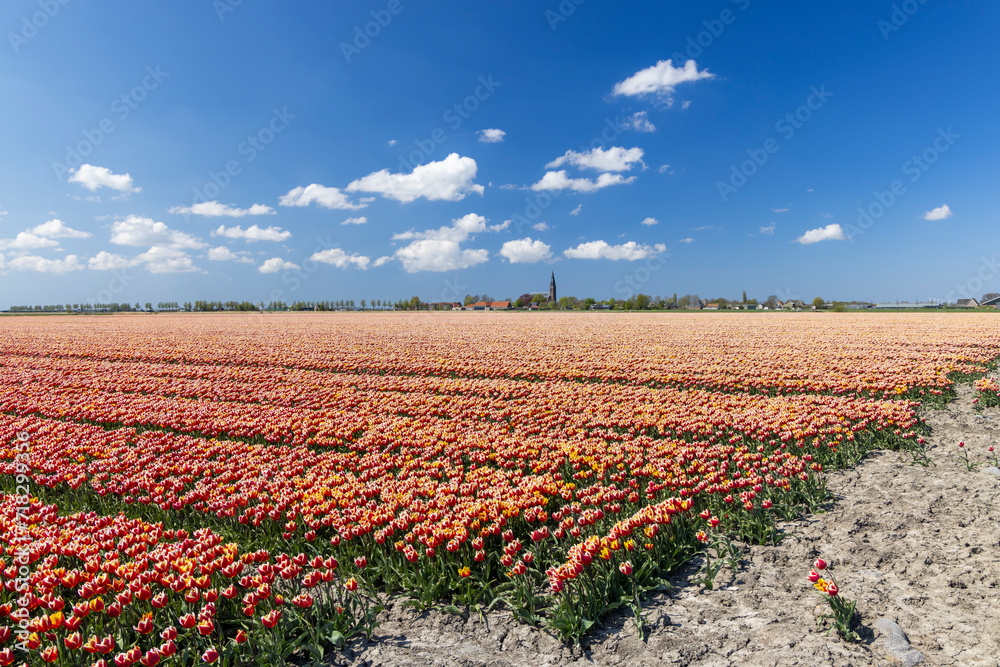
[1,314,997,398]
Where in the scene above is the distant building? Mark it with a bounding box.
[981,295,1000,308]
[874,302,941,309]
[463,301,511,311]
[704,303,719,310]
[548,272,557,303]
[956,298,979,308]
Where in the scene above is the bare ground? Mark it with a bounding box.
[330,382,1000,667]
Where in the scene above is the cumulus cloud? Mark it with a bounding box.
[569,205,582,216]
[624,111,656,132]
[347,153,484,203]
[795,223,847,244]
[206,246,254,263]
[68,164,140,193]
[168,201,274,217]
[0,232,61,251]
[279,184,369,210]
[395,240,489,273]
[210,224,291,243]
[500,238,552,264]
[477,129,506,143]
[110,216,206,249]
[533,222,550,231]
[310,248,371,270]
[373,256,392,267]
[564,240,666,261]
[342,216,368,226]
[7,254,84,274]
[530,171,636,193]
[679,237,695,244]
[88,251,135,270]
[134,246,201,273]
[641,217,658,226]
[760,223,776,235]
[258,257,300,274]
[613,59,713,102]
[546,146,644,172]
[389,213,501,273]
[30,219,92,239]
[387,139,399,146]
[923,204,952,221]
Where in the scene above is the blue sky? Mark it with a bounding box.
[1,0,998,307]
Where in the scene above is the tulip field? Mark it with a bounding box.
[1,312,998,665]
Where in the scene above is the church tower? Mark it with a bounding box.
[548,272,557,303]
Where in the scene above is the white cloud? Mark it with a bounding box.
[168,201,274,217]
[310,248,371,270]
[110,216,205,249]
[532,222,550,231]
[693,225,714,231]
[210,224,291,243]
[795,223,847,244]
[612,59,714,101]
[392,213,490,243]
[395,240,489,273]
[772,208,789,213]
[564,240,666,261]
[388,213,498,273]
[760,223,776,235]
[569,204,582,216]
[29,219,91,239]
[134,246,200,273]
[923,204,952,221]
[530,171,636,193]
[259,257,300,274]
[0,209,7,216]
[342,216,368,226]
[373,256,391,267]
[500,238,552,264]
[279,184,368,210]
[387,139,399,146]
[88,251,135,270]
[0,232,61,251]
[477,129,506,143]
[206,246,254,263]
[7,254,84,274]
[641,217,658,226]
[658,164,672,174]
[679,237,695,244]
[624,111,656,132]
[546,146,644,172]
[347,153,484,203]
[68,164,140,193]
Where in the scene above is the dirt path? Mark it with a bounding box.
[335,384,1000,667]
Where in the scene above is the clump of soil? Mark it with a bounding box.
[335,383,1000,666]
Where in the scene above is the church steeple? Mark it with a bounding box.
[548,272,557,303]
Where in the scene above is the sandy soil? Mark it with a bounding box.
[329,382,1000,667]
